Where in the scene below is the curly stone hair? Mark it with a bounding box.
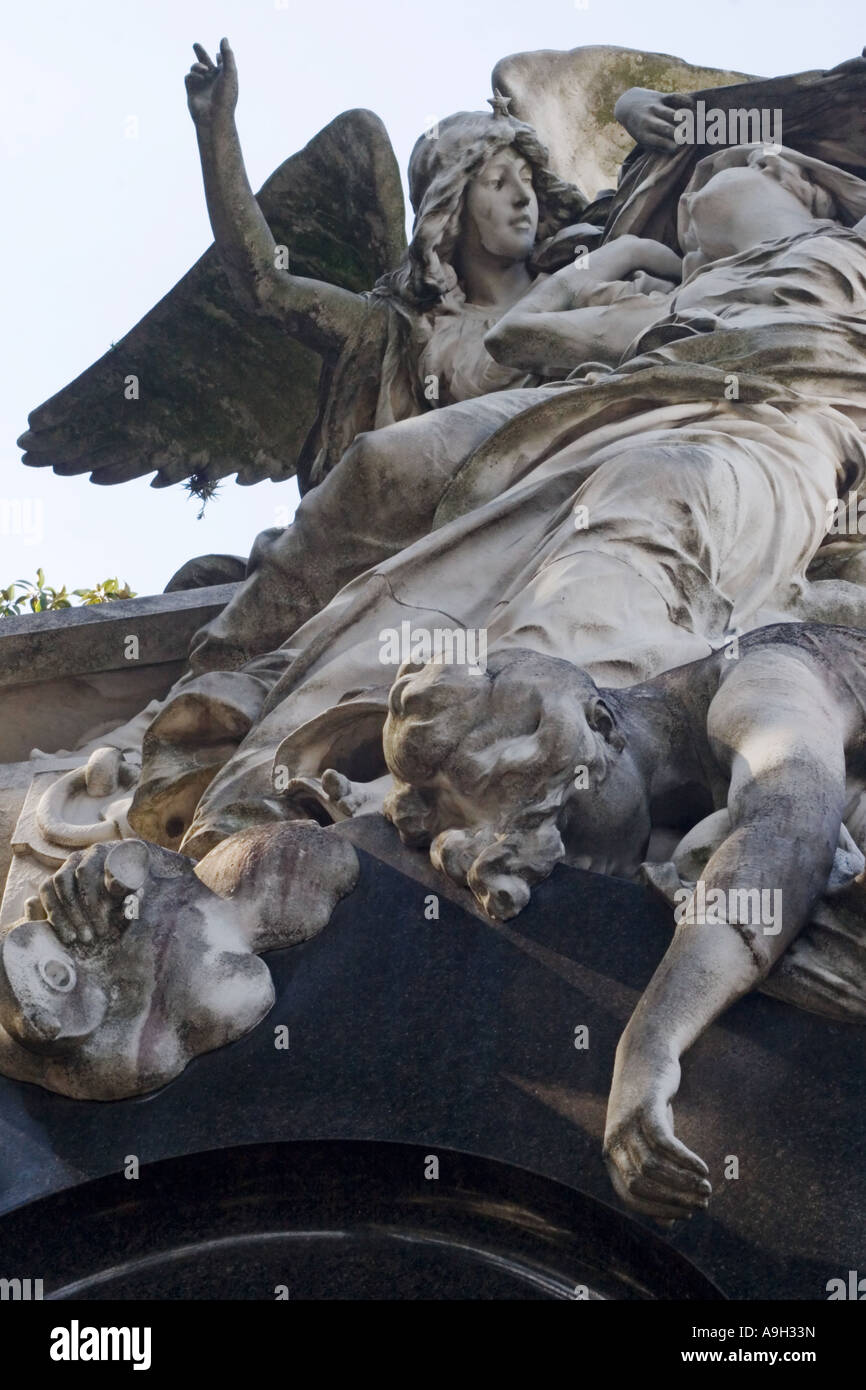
[382,649,606,919]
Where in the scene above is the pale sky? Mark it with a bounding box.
[2,0,863,599]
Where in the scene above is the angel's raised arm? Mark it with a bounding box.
[187,39,367,358]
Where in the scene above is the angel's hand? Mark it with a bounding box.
[185,37,238,128]
[562,235,681,290]
[625,269,680,295]
[614,87,693,153]
[603,1048,711,1221]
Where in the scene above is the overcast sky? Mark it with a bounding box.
[2,0,863,599]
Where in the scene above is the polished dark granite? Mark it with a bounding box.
[0,849,862,1299]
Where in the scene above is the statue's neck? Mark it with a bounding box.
[455,250,533,312]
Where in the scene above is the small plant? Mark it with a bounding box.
[185,472,222,520]
[0,570,136,617]
[73,577,137,606]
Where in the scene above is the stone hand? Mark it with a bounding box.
[625,270,679,295]
[590,235,683,284]
[548,235,681,304]
[36,841,152,948]
[614,88,693,153]
[185,37,238,127]
[603,1046,711,1221]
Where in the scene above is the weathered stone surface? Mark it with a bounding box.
[0,586,240,763]
[18,109,406,490]
[6,41,866,1277]
[0,669,181,765]
[0,584,237,691]
[164,554,248,592]
[493,45,753,195]
[0,762,48,908]
[0,850,862,1299]
[0,823,358,1099]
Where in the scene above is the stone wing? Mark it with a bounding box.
[492,45,753,198]
[18,109,406,491]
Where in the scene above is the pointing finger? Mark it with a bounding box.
[192,43,215,68]
[219,37,237,75]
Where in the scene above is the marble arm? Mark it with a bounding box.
[614,88,692,153]
[603,654,847,1220]
[614,55,860,158]
[485,235,680,372]
[189,39,366,357]
[485,237,676,371]
[485,295,670,374]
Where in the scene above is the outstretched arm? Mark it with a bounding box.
[615,50,866,157]
[187,39,367,357]
[604,649,847,1219]
[484,235,680,374]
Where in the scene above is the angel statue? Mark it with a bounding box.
[168,42,866,673]
[128,134,866,851]
[21,42,863,663]
[6,45,866,1231]
[18,42,601,505]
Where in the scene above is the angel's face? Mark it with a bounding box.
[462,147,538,262]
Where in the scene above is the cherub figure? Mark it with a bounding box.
[381,623,866,1219]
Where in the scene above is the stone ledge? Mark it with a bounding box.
[0,584,237,689]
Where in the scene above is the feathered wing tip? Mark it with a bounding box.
[18,109,406,491]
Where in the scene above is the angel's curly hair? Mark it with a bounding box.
[382,649,606,920]
[372,107,588,311]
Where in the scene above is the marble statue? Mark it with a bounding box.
[0,824,358,1100]
[18,39,602,504]
[379,623,866,1217]
[6,44,866,1231]
[129,140,866,856]
[180,46,866,673]
[3,622,866,1213]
